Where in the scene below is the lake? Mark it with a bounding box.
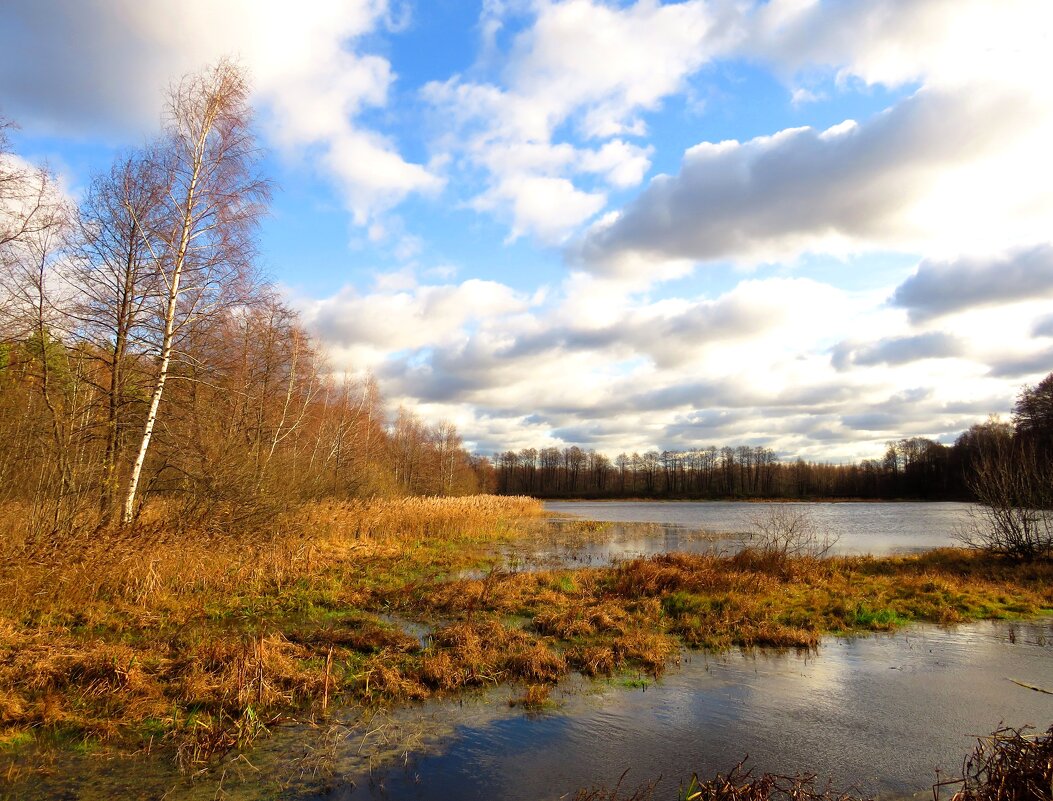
[316,619,1052,800]
[538,500,977,561]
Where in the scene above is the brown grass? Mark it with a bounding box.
[934,724,1053,801]
[0,495,544,761]
[0,499,1049,773]
[509,683,553,710]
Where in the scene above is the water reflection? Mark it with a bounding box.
[320,619,1052,801]
[532,501,977,566]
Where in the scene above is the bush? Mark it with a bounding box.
[957,438,1053,560]
[746,505,838,559]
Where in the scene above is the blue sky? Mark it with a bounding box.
[3,0,1052,460]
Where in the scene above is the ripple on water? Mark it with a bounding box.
[319,619,1053,801]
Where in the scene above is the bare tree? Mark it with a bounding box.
[73,152,168,519]
[957,437,1053,560]
[122,59,268,524]
[0,119,56,254]
[747,504,839,559]
[0,164,87,531]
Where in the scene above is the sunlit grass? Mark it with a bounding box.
[0,500,1049,773]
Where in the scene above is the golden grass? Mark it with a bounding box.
[0,497,1049,774]
[0,495,544,621]
[0,495,544,764]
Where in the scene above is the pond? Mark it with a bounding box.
[13,620,1049,800]
[534,501,977,563]
[316,619,1052,800]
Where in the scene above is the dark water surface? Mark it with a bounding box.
[319,619,1052,801]
[10,624,1050,801]
[538,501,976,562]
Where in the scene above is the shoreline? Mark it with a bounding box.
[539,496,971,504]
[2,548,1050,777]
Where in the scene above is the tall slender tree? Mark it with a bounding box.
[74,153,168,519]
[122,60,268,523]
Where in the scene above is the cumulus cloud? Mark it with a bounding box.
[0,0,440,225]
[305,271,947,456]
[751,0,1052,95]
[423,0,737,242]
[576,85,1052,274]
[297,277,529,370]
[986,347,1053,380]
[891,244,1053,322]
[571,0,1053,275]
[832,332,965,370]
[1034,315,1053,339]
[503,277,846,369]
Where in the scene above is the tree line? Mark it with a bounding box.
[494,377,1053,502]
[0,61,488,543]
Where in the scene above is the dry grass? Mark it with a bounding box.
[509,683,553,710]
[0,499,1049,774]
[934,724,1053,801]
[0,495,543,762]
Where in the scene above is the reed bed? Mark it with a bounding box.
[0,495,544,620]
[298,495,543,542]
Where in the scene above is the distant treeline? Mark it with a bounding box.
[493,373,1053,501]
[493,439,968,500]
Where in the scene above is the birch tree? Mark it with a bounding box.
[122,60,268,524]
[75,153,167,519]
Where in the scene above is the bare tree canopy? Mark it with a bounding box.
[0,63,489,546]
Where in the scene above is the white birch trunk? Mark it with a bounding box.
[121,128,208,524]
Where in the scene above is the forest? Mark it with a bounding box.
[0,61,490,548]
[494,381,1053,502]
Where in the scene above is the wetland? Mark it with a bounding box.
[1,497,1050,800]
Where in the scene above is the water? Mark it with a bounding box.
[16,620,1046,801]
[8,501,1046,801]
[536,501,976,563]
[317,619,1052,800]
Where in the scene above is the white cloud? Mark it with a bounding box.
[577,83,1053,274]
[472,175,607,243]
[749,0,1052,93]
[0,0,441,227]
[289,256,1048,459]
[297,277,531,372]
[573,0,1053,276]
[891,244,1053,323]
[423,0,735,242]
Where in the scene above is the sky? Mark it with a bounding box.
[2,0,1052,462]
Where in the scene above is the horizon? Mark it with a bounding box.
[3,0,1051,464]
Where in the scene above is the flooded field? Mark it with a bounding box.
[314,619,1051,801]
[6,501,1048,801]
